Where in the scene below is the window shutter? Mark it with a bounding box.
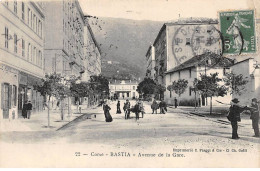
[1,83,4,109]
[8,85,12,109]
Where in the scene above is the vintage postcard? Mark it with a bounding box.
[0,0,259,168]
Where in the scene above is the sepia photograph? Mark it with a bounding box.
[0,0,259,168]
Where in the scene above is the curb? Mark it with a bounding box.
[56,113,93,131]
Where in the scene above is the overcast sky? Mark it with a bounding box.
[78,0,258,21]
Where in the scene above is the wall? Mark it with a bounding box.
[167,23,221,71]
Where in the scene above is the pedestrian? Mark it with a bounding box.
[151,99,158,114]
[227,98,247,139]
[22,101,28,119]
[249,98,259,137]
[124,99,131,119]
[27,100,33,119]
[138,98,144,118]
[116,100,122,114]
[159,99,167,114]
[174,97,178,108]
[103,100,113,122]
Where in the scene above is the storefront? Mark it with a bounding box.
[0,63,19,120]
[17,72,44,117]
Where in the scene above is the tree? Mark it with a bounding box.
[197,73,227,114]
[167,84,174,98]
[154,83,166,100]
[171,79,188,98]
[137,78,157,97]
[223,72,249,95]
[34,73,72,126]
[89,75,109,101]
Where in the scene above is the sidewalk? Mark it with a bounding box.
[168,105,253,130]
[0,105,101,132]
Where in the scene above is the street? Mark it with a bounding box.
[0,100,259,167]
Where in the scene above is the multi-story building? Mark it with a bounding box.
[0,1,45,120]
[44,0,85,78]
[83,17,101,81]
[152,20,221,87]
[145,45,155,79]
[109,80,139,100]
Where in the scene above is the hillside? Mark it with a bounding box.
[88,17,164,80]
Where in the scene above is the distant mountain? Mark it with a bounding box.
[88,17,164,80]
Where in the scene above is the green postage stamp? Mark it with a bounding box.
[219,10,256,55]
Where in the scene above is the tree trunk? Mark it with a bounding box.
[68,97,70,116]
[47,96,51,127]
[210,96,212,115]
[61,99,64,120]
[194,91,197,109]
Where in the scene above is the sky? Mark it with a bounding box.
[78,0,258,21]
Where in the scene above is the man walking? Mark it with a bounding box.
[124,99,131,119]
[250,98,259,137]
[174,97,178,108]
[151,99,158,114]
[227,98,247,139]
[27,101,33,119]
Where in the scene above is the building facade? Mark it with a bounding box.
[231,58,260,105]
[152,20,221,87]
[0,1,45,120]
[44,0,85,78]
[145,45,155,79]
[109,80,139,99]
[83,17,102,81]
[165,53,233,106]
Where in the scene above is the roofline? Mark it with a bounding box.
[153,24,166,46]
[30,2,45,19]
[145,45,153,58]
[165,66,195,74]
[84,17,102,54]
[75,0,85,22]
[232,57,254,66]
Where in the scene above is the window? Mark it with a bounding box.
[28,43,31,61]
[4,0,8,7]
[186,38,191,45]
[27,8,30,25]
[2,83,10,110]
[14,34,17,53]
[13,85,17,106]
[4,27,8,49]
[14,0,17,14]
[33,14,36,31]
[22,2,25,20]
[33,47,36,63]
[30,11,32,28]
[39,50,42,67]
[38,20,42,37]
[22,39,25,57]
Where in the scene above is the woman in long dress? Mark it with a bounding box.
[103,100,113,122]
[116,101,122,114]
[22,101,28,119]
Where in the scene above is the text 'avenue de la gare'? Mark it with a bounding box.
[75,148,248,158]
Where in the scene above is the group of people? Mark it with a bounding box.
[227,98,259,139]
[151,99,167,114]
[22,100,33,119]
[102,99,145,122]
